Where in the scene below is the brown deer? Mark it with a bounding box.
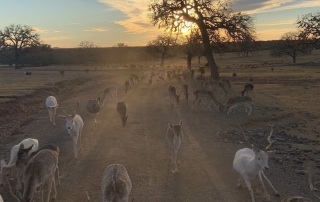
[168,86,181,104]
[192,90,222,112]
[116,102,128,129]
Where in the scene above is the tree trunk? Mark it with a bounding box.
[14,53,20,69]
[161,52,165,67]
[198,22,220,80]
[187,53,192,70]
[198,56,201,64]
[293,52,296,63]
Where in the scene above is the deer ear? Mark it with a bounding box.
[19,143,25,150]
[0,159,7,168]
[26,144,34,152]
[179,120,183,127]
[168,123,174,129]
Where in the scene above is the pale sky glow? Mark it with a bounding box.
[0,0,319,48]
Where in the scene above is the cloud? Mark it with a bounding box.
[83,28,108,32]
[256,20,296,26]
[42,36,71,41]
[232,0,320,14]
[257,28,296,40]
[33,27,49,33]
[33,27,61,34]
[98,0,161,35]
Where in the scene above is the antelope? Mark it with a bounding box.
[0,138,39,190]
[116,102,128,129]
[181,84,189,101]
[166,120,183,173]
[192,90,222,112]
[125,81,130,94]
[87,97,101,127]
[168,86,181,104]
[233,125,280,202]
[222,96,254,115]
[45,96,59,125]
[102,164,132,202]
[241,84,254,99]
[59,112,84,160]
[101,86,117,107]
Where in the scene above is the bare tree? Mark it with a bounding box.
[298,11,320,47]
[183,28,203,69]
[149,0,255,79]
[147,35,176,67]
[236,32,258,57]
[78,41,97,64]
[270,32,311,63]
[79,41,95,49]
[0,24,41,69]
[114,43,128,48]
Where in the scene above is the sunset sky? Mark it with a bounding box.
[1,0,319,48]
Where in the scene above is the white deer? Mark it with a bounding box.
[59,111,84,160]
[45,96,59,125]
[233,125,280,202]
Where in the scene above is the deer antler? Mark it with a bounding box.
[86,191,92,202]
[63,110,69,116]
[307,166,320,200]
[265,124,276,151]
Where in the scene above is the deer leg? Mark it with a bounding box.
[16,167,23,190]
[258,172,270,201]
[173,149,179,173]
[51,176,57,200]
[248,105,253,115]
[261,171,280,197]
[73,137,78,160]
[56,166,61,187]
[79,129,83,151]
[244,179,255,202]
[168,147,172,162]
[46,177,53,202]
[237,174,243,188]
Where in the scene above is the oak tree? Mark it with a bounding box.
[149,0,255,79]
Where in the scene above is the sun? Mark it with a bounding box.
[180,21,194,35]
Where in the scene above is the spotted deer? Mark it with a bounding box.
[168,86,181,104]
[101,164,132,202]
[101,86,117,107]
[181,84,189,101]
[7,149,59,202]
[192,90,222,112]
[166,120,183,173]
[116,102,128,129]
[222,96,254,115]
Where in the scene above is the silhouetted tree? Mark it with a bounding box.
[183,28,203,69]
[149,0,255,79]
[298,11,320,48]
[147,35,176,67]
[271,32,311,63]
[78,41,97,64]
[0,24,41,69]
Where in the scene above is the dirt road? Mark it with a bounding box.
[1,71,318,202]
